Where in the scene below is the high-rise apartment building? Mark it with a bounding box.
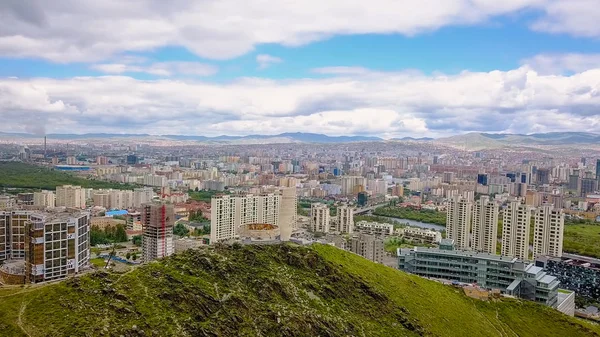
[26,212,90,283]
[133,187,155,208]
[0,210,90,284]
[335,205,354,233]
[536,169,550,185]
[142,203,174,262]
[446,196,472,250]
[350,234,384,263]
[568,175,580,191]
[33,191,56,208]
[341,176,367,195]
[278,187,297,241]
[210,194,281,243]
[580,178,597,197]
[533,205,564,258]
[56,185,86,209]
[596,159,600,181]
[367,179,387,196]
[310,203,330,233]
[443,172,455,184]
[501,201,531,261]
[472,196,498,254]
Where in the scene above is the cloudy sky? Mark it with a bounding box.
[1,0,600,138]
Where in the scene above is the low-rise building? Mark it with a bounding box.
[398,246,559,307]
[398,227,442,244]
[354,221,394,237]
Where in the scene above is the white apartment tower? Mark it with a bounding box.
[502,201,532,261]
[341,176,367,195]
[56,185,86,209]
[210,194,281,243]
[446,196,472,250]
[472,196,499,254]
[310,203,331,233]
[33,191,56,208]
[278,187,297,241]
[533,205,564,258]
[336,205,354,233]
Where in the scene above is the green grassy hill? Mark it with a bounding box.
[1,244,599,337]
[0,162,137,191]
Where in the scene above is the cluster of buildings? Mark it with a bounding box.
[446,195,564,261]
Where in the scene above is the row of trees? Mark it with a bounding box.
[90,224,128,246]
[188,210,208,222]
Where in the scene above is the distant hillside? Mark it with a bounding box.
[0,244,598,337]
[0,132,382,144]
[436,132,600,149]
[3,131,600,147]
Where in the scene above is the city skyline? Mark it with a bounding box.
[1,1,600,138]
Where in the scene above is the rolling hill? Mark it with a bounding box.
[0,244,598,337]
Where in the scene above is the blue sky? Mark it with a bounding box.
[1,0,600,137]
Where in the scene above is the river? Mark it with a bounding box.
[374,216,446,231]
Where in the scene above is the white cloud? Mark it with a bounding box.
[521,53,600,75]
[256,54,283,70]
[91,61,218,77]
[1,65,600,138]
[312,67,371,75]
[0,0,596,62]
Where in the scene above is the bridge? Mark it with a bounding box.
[353,203,388,215]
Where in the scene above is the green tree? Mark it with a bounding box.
[174,223,190,237]
[132,235,142,246]
[126,252,131,260]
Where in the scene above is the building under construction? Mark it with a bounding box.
[142,202,174,262]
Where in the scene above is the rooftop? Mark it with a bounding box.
[401,246,520,263]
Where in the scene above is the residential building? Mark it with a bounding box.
[278,187,297,241]
[133,187,155,208]
[398,227,442,244]
[56,185,86,209]
[210,194,281,243]
[398,246,559,307]
[472,196,498,254]
[33,191,56,208]
[446,196,472,250]
[25,211,90,283]
[367,179,387,196]
[341,176,367,195]
[580,178,597,197]
[443,172,455,184]
[354,221,394,237]
[335,205,354,233]
[502,201,531,261]
[0,210,90,284]
[310,203,330,233]
[141,202,174,262]
[533,205,564,258]
[350,234,384,263]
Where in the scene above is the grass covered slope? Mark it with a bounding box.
[0,162,136,190]
[0,244,598,337]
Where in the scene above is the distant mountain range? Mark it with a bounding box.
[1,131,599,147]
[434,132,600,150]
[0,132,383,144]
